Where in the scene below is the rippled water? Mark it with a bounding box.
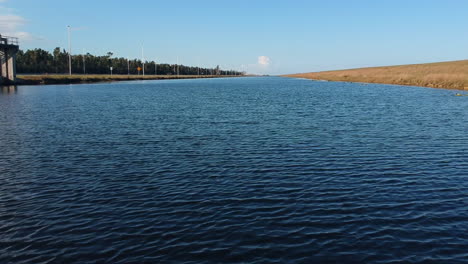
[1,77,467,263]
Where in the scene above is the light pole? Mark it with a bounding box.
[82,48,86,74]
[141,44,145,76]
[67,25,71,75]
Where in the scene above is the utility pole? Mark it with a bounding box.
[141,45,145,76]
[82,48,86,74]
[67,25,72,75]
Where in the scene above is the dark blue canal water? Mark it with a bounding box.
[1,77,467,263]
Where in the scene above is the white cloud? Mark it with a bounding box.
[0,4,38,42]
[13,31,35,41]
[0,14,26,32]
[242,56,279,75]
[258,56,271,66]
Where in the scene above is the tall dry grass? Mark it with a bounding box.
[285,60,468,90]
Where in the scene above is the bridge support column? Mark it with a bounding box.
[6,51,16,82]
[0,35,19,85]
[0,49,6,83]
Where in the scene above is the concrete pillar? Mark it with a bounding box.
[0,47,17,84]
[7,52,16,82]
[0,50,2,78]
[0,49,6,81]
[0,51,2,85]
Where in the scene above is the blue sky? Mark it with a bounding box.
[1,0,468,74]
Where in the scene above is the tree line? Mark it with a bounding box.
[16,48,244,76]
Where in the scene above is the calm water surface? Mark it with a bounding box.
[1,77,467,263]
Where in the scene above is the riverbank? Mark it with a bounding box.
[16,74,241,85]
[285,60,468,90]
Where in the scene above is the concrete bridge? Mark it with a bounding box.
[0,35,19,85]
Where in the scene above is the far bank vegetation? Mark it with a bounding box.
[286,60,468,90]
[17,48,243,76]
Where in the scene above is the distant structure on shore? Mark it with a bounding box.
[0,34,19,85]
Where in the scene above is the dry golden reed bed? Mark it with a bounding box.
[285,60,468,90]
[17,74,234,85]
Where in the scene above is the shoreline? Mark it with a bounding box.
[14,74,244,86]
[283,76,468,91]
[284,60,468,91]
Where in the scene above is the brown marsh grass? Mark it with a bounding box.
[285,60,468,90]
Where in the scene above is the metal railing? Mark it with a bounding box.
[0,35,19,46]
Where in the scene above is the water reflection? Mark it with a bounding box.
[1,85,18,94]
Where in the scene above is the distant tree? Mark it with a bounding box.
[16,47,244,76]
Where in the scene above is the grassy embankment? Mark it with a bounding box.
[16,74,238,85]
[285,60,468,90]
